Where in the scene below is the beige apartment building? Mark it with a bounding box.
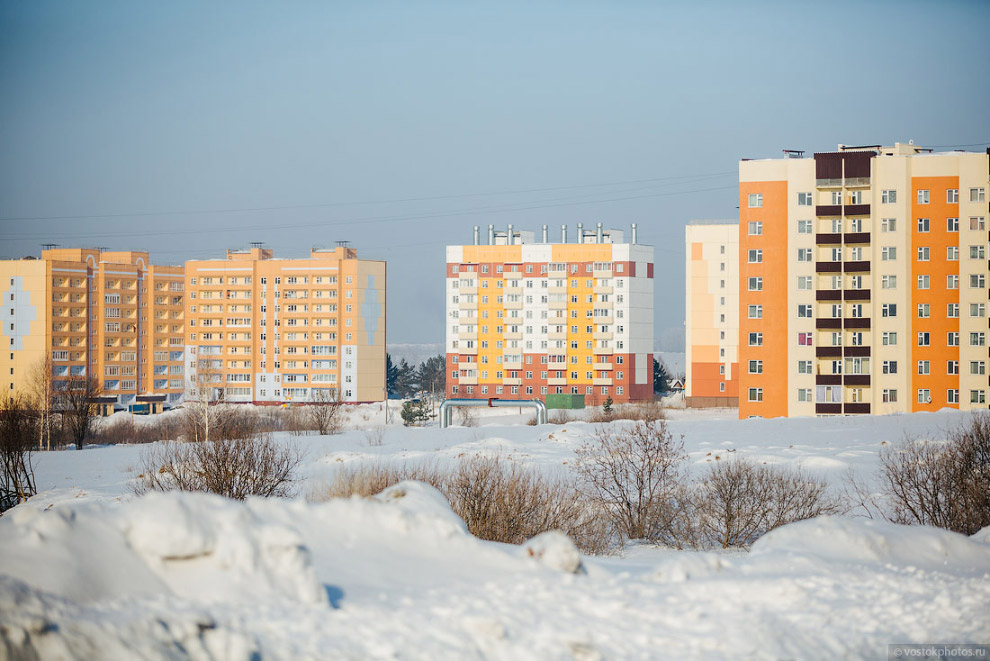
[1,248,185,407]
[184,245,385,405]
[687,142,990,417]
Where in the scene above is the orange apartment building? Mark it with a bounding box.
[1,248,185,408]
[686,143,990,417]
[184,245,385,405]
[445,224,654,405]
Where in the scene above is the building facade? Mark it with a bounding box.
[184,246,385,405]
[687,143,990,417]
[1,248,185,406]
[685,222,739,407]
[445,224,654,405]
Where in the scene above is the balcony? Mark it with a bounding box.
[458,375,478,386]
[592,269,613,279]
[593,285,614,295]
[816,261,842,273]
[816,290,842,301]
[816,347,842,358]
[503,331,523,341]
[502,378,522,386]
[844,261,871,272]
[844,403,871,414]
[592,377,613,386]
[845,204,871,216]
[844,375,871,386]
[548,331,567,341]
[503,361,523,371]
[844,232,871,244]
[816,205,842,216]
[816,375,841,385]
[547,377,567,386]
[593,362,613,371]
[816,178,843,188]
[548,286,567,295]
[593,332,613,340]
[458,286,477,295]
[816,233,841,245]
[548,300,568,310]
[844,289,871,301]
[844,346,871,357]
[503,300,524,310]
[816,319,841,329]
[844,318,871,329]
[504,286,524,296]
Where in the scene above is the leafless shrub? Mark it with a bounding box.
[365,426,386,447]
[456,407,478,428]
[307,390,344,435]
[90,415,180,445]
[525,414,539,426]
[1,395,38,512]
[135,434,302,500]
[574,418,686,544]
[691,458,841,548]
[876,413,990,535]
[588,402,666,423]
[310,456,612,554]
[547,409,572,425]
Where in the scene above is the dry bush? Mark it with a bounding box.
[456,407,478,428]
[90,416,181,445]
[877,413,990,535]
[547,409,572,425]
[135,434,302,500]
[1,396,38,512]
[306,391,344,435]
[364,426,386,447]
[588,402,666,423]
[310,456,612,554]
[574,418,686,544]
[691,458,841,549]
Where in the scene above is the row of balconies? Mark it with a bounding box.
[815,204,871,217]
[814,318,871,329]
[815,261,871,273]
[815,290,871,301]
[815,232,871,245]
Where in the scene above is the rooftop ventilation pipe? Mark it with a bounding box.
[596,222,603,244]
[488,224,495,245]
[507,224,514,245]
[542,224,548,243]
[473,226,480,245]
[561,225,568,243]
[577,222,584,244]
[631,223,638,244]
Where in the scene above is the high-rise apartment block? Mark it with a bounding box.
[184,246,385,405]
[686,143,990,417]
[1,248,186,406]
[445,224,654,405]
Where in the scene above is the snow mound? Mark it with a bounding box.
[972,525,990,545]
[372,480,468,538]
[751,516,990,575]
[520,531,585,574]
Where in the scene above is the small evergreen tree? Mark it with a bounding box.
[653,357,670,394]
[400,400,432,427]
[602,396,614,415]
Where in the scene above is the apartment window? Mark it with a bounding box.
[850,332,864,346]
[947,246,959,261]
[798,192,813,206]
[917,218,930,232]
[848,190,863,204]
[972,303,988,319]
[947,217,959,232]
[970,217,986,230]
[748,388,763,402]
[831,360,843,375]
[798,360,813,374]
[849,275,863,290]
[917,303,930,318]
[798,332,812,346]
[881,303,897,317]
[797,248,812,262]
[831,191,842,205]
[882,389,898,403]
[917,246,930,261]
[970,245,986,260]
[972,390,987,405]
[849,246,864,261]
[881,246,897,261]
[850,303,864,318]
[917,190,929,204]
[917,360,930,376]
[797,220,813,234]
[748,305,762,319]
[971,361,986,376]
[947,275,959,289]
[947,389,960,404]
[748,277,763,291]
[830,247,842,262]
[948,360,959,375]
[882,360,897,375]
[797,304,813,318]
[748,249,763,263]
[917,389,931,404]
[748,360,763,374]
[971,187,986,202]
[918,332,930,346]
[972,332,986,347]
[797,388,812,403]
[917,275,930,289]
[748,221,763,235]
[948,331,960,346]
[971,274,986,289]
[881,190,897,204]
[797,276,812,290]
[881,218,896,232]
[749,332,763,346]
[748,193,763,208]
[947,189,959,203]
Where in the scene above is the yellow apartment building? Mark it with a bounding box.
[184,245,385,405]
[445,224,655,405]
[1,248,185,408]
[687,143,990,417]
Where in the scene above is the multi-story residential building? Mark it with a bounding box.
[687,142,990,417]
[445,224,654,405]
[685,222,739,408]
[1,248,185,407]
[184,245,385,405]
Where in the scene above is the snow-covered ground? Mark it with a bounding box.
[2,405,990,659]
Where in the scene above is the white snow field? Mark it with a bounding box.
[2,405,990,659]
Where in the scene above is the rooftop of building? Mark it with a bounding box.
[455,223,648,246]
[743,141,990,163]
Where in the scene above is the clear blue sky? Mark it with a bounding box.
[1,0,988,347]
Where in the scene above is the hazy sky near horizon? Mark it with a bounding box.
[1,0,988,346]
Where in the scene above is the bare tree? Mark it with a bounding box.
[183,356,225,443]
[307,388,344,435]
[575,417,686,543]
[27,357,56,451]
[58,375,102,451]
[1,394,38,512]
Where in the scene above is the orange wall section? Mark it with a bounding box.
[738,180,788,418]
[911,175,960,412]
